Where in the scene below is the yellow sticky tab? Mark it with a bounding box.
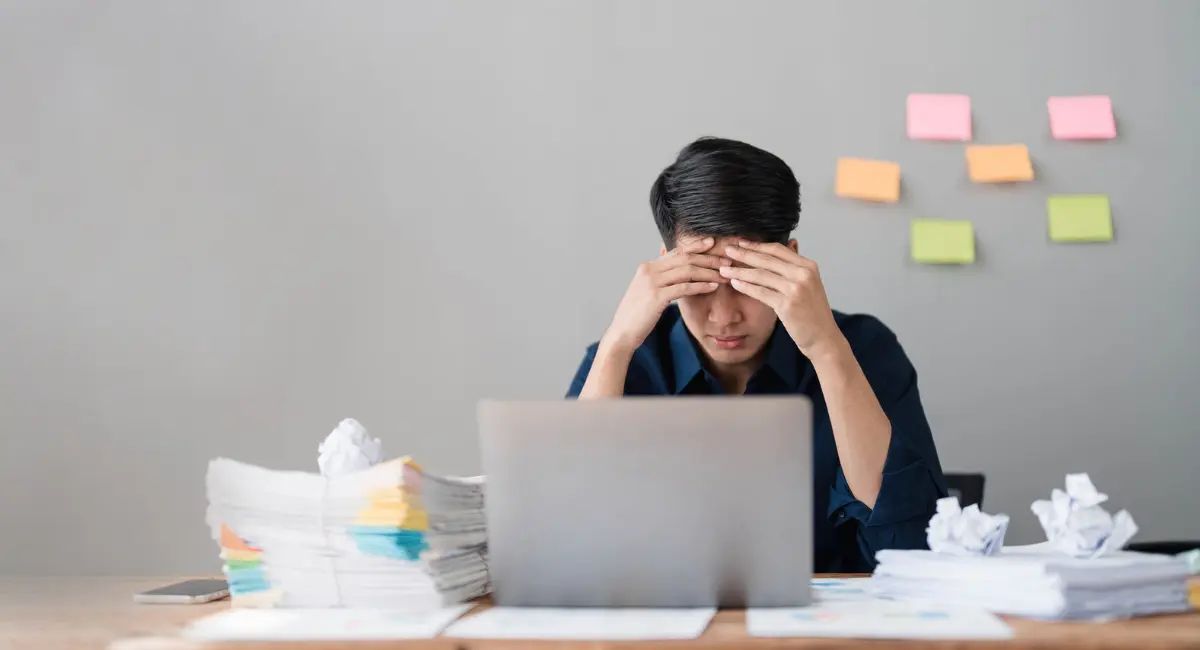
[399,456,423,473]
[354,487,430,530]
[1047,195,1113,242]
[966,144,1033,183]
[911,219,975,264]
[835,158,901,203]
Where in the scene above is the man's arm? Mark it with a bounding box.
[720,240,892,506]
[825,325,947,566]
[576,341,634,399]
[574,236,727,399]
[807,337,891,508]
[720,240,946,565]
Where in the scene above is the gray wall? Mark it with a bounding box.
[2,0,1197,576]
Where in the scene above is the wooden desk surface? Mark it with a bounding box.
[3,577,1198,650]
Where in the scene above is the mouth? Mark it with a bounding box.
[710,335,746,350]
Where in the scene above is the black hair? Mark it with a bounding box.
[650,136,800,247]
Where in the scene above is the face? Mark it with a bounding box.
[665,235,796,369]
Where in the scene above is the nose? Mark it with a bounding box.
[706,284,742,326]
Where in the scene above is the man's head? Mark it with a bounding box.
[650,137,801,369]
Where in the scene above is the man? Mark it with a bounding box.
[567,137,947,572]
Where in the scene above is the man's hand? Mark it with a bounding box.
[719,240,845,360]
[600,237,728,353]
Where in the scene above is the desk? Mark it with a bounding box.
[3,577,1198,650]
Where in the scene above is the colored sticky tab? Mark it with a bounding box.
[1048,96,1115,140]
[220,549,262,562]
[911,219,975,264]
[219,524,260,552]
[966,144,1034,183]
[907,94,971,141]
[835,158,901,203]
[1047,195,1113,242]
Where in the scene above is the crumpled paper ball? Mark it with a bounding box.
[1030,473,1138,558]
[317,418,384,477]
[926,496,1010,556]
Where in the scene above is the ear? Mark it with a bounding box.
[787,239,799,253]
[659,245,668,257]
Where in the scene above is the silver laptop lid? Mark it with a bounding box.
[478,396,813,608]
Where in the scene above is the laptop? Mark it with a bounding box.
[477,396,813,608]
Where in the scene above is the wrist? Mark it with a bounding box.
[597,331,639,361]
[803,331,853,369]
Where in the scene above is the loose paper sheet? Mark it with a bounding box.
[811,577,876,601]
[907,94,972,141]
[1047,195,1113,242]
[444,607,717,641]
[748,599,1013,640]
[183,606,472,641]
[966,144,1034,183]
[836,158,901,203]
[911,220,975,264]
[1048,96,1116,140]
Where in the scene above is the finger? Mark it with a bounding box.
[718,266,791,292]
[729,278,783,309]
[656,251,731,271]
[658,265,726,286]
[723,244,794,276]
[737,240,817,270]
[661,282,719,302]
[682,253,732,270]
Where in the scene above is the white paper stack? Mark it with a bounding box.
[205,456,489,610]
[872,544,1193,620]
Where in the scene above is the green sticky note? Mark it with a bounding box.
[911,219,975,264]
[1047,195,1113,242]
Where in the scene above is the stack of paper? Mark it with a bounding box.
[206,456,488,610]
[873,544,1193,620]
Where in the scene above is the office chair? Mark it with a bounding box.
[1126,541,1200,555]
[944,473,986,508]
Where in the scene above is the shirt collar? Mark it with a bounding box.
[668,317,803,394]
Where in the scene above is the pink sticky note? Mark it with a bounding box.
[1048,96,1116,140]
[907,94,971,141]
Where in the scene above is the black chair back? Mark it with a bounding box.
[944,472,986,508]
[1126,541,1200,555]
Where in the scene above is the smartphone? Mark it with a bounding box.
[133,579,230,604]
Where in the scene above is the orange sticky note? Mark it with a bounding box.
[836,158,901,202]
[966,144,1034,183]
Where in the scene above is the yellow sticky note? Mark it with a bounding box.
[966,144,1034,183]
[1047,195,1113,242]
[836,158,901,203]
[911,219,975,264]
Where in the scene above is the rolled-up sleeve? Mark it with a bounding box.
[826,322,948,568]
[566,345,599,398]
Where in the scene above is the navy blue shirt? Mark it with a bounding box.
[567,305,947,572]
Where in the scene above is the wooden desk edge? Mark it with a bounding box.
[101,576,1200,650]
